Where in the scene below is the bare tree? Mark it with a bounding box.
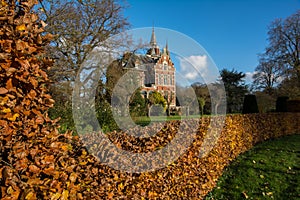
[266,10,300,87]
[36,0,129,129]
[252,53,282,95]
[38,0,129,82]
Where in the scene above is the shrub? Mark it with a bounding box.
[242,94,259,114]
[276,96,289,112]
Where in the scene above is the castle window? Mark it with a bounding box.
[164,75,168,85]
[163,63,168,70]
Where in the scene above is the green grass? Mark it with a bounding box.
[132,114,203,126]
[205,134,300,200]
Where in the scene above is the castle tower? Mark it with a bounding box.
[148,27,160,57]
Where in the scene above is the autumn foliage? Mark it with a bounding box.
[0,0,97,199]
[0,1,300,199]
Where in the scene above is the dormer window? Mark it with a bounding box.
[163,63,168,70]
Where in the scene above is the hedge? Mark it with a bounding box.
[1,113,299,199]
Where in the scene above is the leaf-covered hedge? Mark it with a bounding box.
[1,111,299,199]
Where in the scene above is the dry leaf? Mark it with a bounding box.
[50,193,61,200]
[16,24,26,31]
[61,190,69,200]
[0,87,8,94]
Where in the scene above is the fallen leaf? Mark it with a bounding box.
[25,191,36,199]
[50,193,61,200]
[259,174,264,179]
[8,113,19,121]
[0,87,8,94]
[61,190,69,200]
[16,24,26,31]
[29,165,40,173]
[2,108,11,113]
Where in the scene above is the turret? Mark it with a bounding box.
[150,27,157,48]
[148,27,160,57]
[163,40,169,56]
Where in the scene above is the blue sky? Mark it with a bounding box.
[124,0,300,84]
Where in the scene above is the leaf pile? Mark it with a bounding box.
[1,1,300,199]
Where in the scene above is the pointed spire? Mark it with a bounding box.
[165,40,169,55]
[150,26,157,47]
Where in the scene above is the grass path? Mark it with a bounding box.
[205,134,300,200]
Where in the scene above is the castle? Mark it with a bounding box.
[123,28,176,106]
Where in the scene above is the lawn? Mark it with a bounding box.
[205,134,300,200]
[132,114,202,126]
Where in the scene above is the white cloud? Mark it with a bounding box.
[184,72,198,80]
[178,55,208,82]
[185,55,208,71]
[245,71,256,84]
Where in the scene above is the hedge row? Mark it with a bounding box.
[1,112,299,199]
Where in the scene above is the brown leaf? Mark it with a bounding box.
[30,77,38,88]
[36,34,42,45]
[0,87,8,94]
[43,165,55,175]
[40,21,47,28]
[43,155,55,165]
[69,172,77,183]
[6,68,17,76]
[30,13,38,23]
[0,53,9,60]
[28,90,37,99]
[1,39,12,53]
[27,46,37,54]
[35,116,44,124]
[6,78,13,90]
[21,0,39,10]
[42,33,53,42]
[29,165,40,173]
[15,58,30,69]
[27,178,42,185]
[16,40,28,51]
